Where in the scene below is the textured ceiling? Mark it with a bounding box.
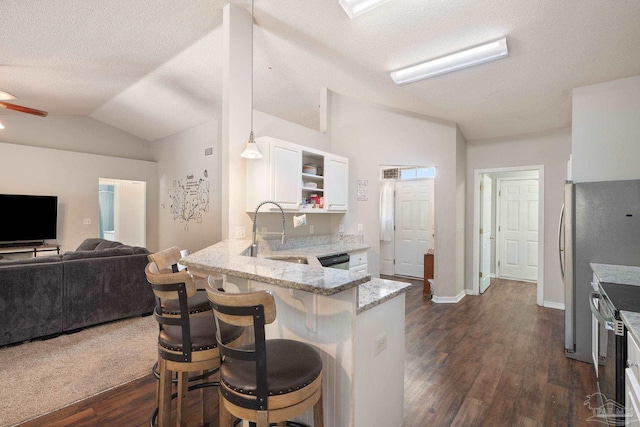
[2,0,640,142]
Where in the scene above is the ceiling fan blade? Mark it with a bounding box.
[0,101,48,117]
[0,90,17,101]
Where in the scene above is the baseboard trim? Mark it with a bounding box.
[433,290,466,304]
[544,301,565,310]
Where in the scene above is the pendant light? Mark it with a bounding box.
[240,0,262,159]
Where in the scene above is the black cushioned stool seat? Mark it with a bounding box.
[159,315,243,353]
[160,290,211,316]
[221,339,322,397]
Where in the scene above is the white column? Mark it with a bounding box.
[222,4,253,240]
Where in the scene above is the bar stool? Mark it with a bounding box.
[145,262,243,427]
[148,247,212,314]
[206,288,324,427]
[148,247,224,381]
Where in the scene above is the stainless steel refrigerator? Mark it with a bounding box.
[562,179,640,362]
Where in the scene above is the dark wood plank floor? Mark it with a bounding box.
[17,277,595,427]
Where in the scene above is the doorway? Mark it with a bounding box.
[98,178,147,247]
[472,166,544,305]
[379,166,435,279]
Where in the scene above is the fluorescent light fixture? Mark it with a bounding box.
[391,37,509,85]
[339,0,390,19]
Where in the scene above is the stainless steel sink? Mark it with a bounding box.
[266,256,308,264]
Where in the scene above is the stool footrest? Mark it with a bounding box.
[149,381,221,427]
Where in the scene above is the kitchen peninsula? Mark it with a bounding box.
[182,236,411,427]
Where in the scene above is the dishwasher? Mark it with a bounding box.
[317,253,350,270]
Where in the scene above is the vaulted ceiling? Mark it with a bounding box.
[2,0,640,142]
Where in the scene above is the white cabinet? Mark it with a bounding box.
[247,136,349,213]
[247,137,302,211]
[627,331,640,426]
[301,148,326,210]
[349,250,367,273]
[326,155,348,211]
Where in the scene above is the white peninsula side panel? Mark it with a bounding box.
[355,295,405,427]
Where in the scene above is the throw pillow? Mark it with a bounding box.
[75,238,105,251]
[95,240,123,250]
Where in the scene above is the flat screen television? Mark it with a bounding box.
[0,194,58,244]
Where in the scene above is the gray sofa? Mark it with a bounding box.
[0,238,155,347]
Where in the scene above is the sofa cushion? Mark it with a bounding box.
[62,247,134,261]
[0,256,62,267]
[0,261,64,346]
[131,246,149,254]
[75,238,105,251]
[95,240,124,250]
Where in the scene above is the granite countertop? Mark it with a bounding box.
[621,311,640,344]
[182,238,372,296]
[357,278,412,314]
[591,263,640,286]
[182,236,412,311]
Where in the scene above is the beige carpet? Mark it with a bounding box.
[0,315,157,427]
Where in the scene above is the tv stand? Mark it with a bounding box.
[0,242,61,258]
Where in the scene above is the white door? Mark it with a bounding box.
[394,179,434,278]
[480,175,492,293]
[498,179,539,281]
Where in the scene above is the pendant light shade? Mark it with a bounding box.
[240,0,262,159]
[240,131,262,159]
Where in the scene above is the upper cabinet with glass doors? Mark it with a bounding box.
[246,136,349,213]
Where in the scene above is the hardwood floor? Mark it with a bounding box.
[17,277,595,426]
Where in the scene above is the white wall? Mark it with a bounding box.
[0,115,153,161]
[329,91,465,300]
[151,120,222,253]
[0,141,158,253]
[466,128,571,305]
[572,75,640,183]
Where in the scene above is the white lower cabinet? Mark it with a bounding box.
[349,250,367,273]
[627,331,640,425]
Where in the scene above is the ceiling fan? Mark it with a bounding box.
[0,90,48,117]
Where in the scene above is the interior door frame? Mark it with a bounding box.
[471,165,545,306]
[479,174,492,293]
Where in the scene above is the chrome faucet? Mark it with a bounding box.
[251,200,286,257]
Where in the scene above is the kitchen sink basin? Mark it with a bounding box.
[266,256,309,264]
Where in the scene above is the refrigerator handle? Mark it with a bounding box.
[558,203,565,279]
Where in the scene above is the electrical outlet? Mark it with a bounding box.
[357,223,363,232]
[310,225,314,234]
[339,224,344,233]
[235,226,246,239]
[261,226,268,233]
[83,218,91,225]
[374,333,387,356]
